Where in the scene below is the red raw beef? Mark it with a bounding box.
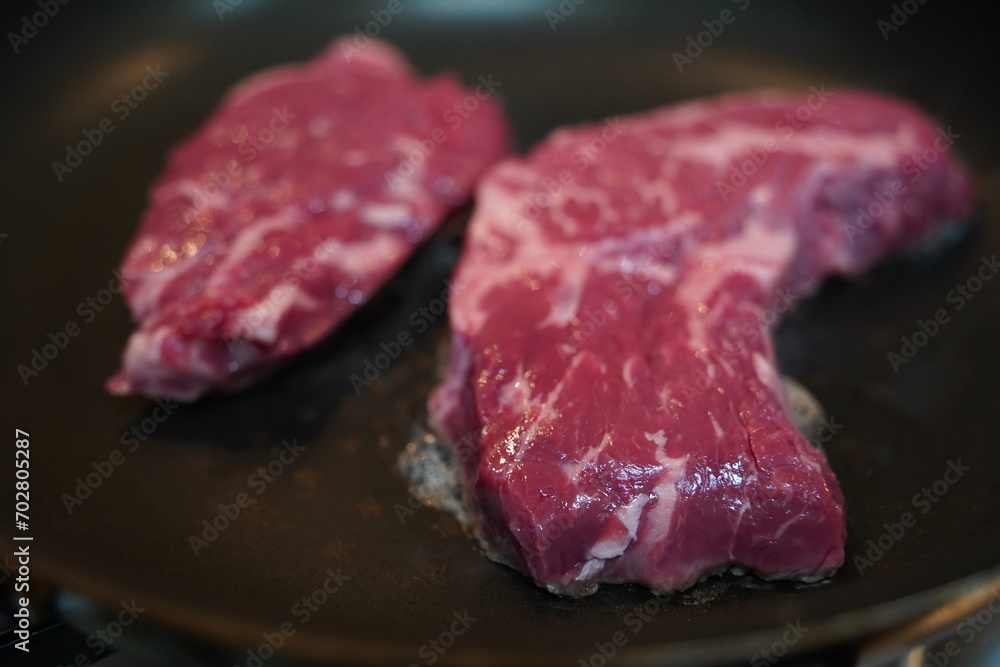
[108,38,510,400]
[430,90,974,596]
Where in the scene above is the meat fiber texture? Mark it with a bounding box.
[108,38,510,400]
[430,90,974,597]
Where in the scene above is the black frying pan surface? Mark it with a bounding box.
[2,1,1000,665]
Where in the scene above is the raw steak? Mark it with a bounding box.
[108,38,510,400]
[430,90,974,596]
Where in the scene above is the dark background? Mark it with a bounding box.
[2,1,999,665]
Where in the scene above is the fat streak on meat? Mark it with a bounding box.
[108,38,510,400]
[430,90,974,597]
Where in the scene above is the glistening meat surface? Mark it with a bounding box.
[430,90,974,597]
[108,38,510,401]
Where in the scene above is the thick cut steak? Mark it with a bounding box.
[430,90,974,597]
[108,38,510,400]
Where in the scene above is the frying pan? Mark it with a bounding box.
[3,0,999,664]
